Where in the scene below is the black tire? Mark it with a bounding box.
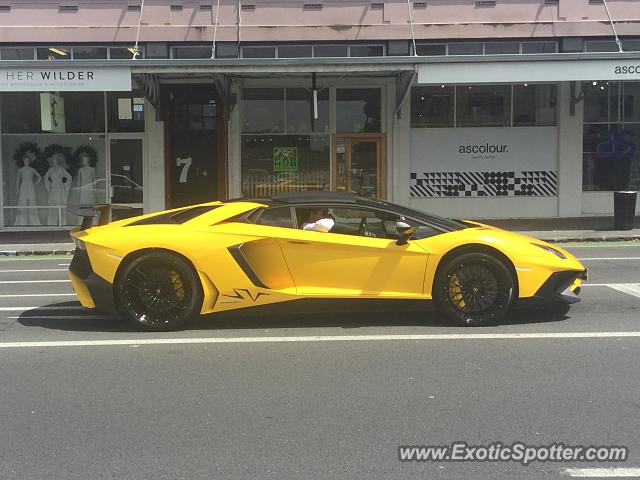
[116,252,203,331]
[433,252,516,327]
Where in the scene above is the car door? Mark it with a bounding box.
[276,206,429,297]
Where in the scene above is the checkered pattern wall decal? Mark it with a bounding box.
[409,171,558,198]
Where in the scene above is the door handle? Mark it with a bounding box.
[287,240,310,245]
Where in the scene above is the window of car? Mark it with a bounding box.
[252,206,294,228]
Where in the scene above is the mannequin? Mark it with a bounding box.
[77,153,97,204]
[14,148,42,226]
[44,152,72,225]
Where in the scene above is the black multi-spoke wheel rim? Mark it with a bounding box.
[445,261,511,322]
[122,259,193,328]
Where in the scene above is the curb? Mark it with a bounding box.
[0,249,75,257]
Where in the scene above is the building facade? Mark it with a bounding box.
[1,0,640,230]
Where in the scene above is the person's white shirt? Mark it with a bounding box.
[301,218,335,232]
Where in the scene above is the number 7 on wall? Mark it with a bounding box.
[176,157,192,183]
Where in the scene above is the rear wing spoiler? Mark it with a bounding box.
[68,204,134,231]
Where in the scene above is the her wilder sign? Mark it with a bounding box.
[0,67,131,91]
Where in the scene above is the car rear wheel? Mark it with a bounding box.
[433,252,515,327]
[116,252,203,331]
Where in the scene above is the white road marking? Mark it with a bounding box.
[0,269,67,273]
[578,257,640,261]
[0,331,640,349]
[607,284,640,298]
[58,264,70,266]
[0,306,84,312]
[0,293,76,298]
[0,280,69,284]
[568,244,640,248]
[5,315,112,320]
[563,467,640,477]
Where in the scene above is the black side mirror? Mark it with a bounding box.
[395,222,417,246]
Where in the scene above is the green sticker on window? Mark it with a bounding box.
[273,147,299,172]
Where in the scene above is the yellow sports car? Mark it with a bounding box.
[69,192,587,331]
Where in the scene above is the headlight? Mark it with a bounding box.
[531,243,566,259]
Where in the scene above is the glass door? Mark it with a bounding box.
[333,134,385,198]
[109,138,144,220]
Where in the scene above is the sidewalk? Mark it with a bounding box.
[0,216,639,255]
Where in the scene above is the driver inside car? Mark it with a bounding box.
[301,208,335,232]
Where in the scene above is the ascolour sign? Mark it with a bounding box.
[458,144,509,155]
[0,67,131,92]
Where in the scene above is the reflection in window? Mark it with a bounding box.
[172,46,211,59]
[73,47,108,59]
[582,82,640,191]
[411,86,454,128]
[242,89,285,133]
[278,45,312,58]
[349,45,384,57]
[313,45,348,57]
[285,88,329,134]
[242,47,276,58]
[513,84,557,126]
[1,92,105,133]
[36,47,70,60]
[456,85,511,127]
[415,44,446,56]
[109,47,139,59]
[521,42,557,54]
[448,43,483,55]
[336,88,382,133]
[107,92,145,132]
[484,42,519,54]
[0,47,34,60]
[1,135,107,227]
[241,135,330,197]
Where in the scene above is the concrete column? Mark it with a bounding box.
[391,92,412,207]
[227,82,242,199]
[557,81,584,217]
[144,99,165,213]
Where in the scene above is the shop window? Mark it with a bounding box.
[456,85,511,127]
[241,135,330,197]
[448,43,483,56]
[583,82,616,123]
[285,88,329,134]
[2,135,107,227]
[278,45,312,58]
[336,88,382,133]
[107,92,145,132]
[241,88,285,134]
[0,47,35,60]
[521,41,557,54]
[513,84,557,126]
[73,47,108,59]
[415,44,446,56]
[484,42,519,54]
[582,82,640,191]
[349,45,384,57]
[313,45,348,57]
[242,47,276,58]
[411,86,454,128]
[36,47,71,60]
[1,92,105,134]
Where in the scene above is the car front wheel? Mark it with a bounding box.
[116,252,203,331]
[433,252,516,327]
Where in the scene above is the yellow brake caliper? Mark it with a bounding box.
[169,271,185,301]
[449,273,466,311]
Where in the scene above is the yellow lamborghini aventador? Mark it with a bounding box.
[68,192,587,331]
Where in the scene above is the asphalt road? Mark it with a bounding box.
[0,243,639,480]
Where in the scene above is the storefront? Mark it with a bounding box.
[2,53,640,231]
[0,66,158,229]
